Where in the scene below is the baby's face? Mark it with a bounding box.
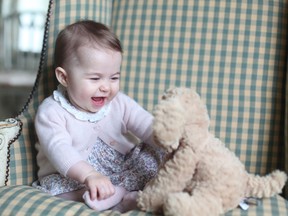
[65,46,122,113]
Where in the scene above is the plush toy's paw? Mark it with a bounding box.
[163,192,191,216]
[164,191,225,216]
[136,191,149,211]
[137,190,164,213]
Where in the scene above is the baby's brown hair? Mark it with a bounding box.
[54,20,122,69]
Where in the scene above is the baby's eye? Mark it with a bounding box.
[110,72,121,81]
[90,77,100,81]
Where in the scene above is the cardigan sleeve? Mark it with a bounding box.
[35,98,84,177]
[118,93,155,145]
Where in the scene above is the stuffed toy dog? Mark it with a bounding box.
[137,87,287,216]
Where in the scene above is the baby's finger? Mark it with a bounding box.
[89,187,97,200]
[101,185,115,199]
[108,184,115,196]
[97,186,108,200]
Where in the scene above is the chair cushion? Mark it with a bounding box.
[0,185,114,216]
[0,185,287,215]
[2,0,287,215]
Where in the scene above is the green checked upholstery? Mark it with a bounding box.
[0,0,287,215]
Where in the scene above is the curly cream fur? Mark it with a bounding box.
[137,87,287,216]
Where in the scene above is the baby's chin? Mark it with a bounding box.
[75,106,100,114]
[89,103,111,113]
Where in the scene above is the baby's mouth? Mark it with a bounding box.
[92,97,106,106]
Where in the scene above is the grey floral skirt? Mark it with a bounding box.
[32,138,165,195]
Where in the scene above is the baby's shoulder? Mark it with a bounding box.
[39,96,58,108]
[37,96,63,115]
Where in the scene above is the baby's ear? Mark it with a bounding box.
[55,67,68,87]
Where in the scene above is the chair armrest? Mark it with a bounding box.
[0,118,21,186]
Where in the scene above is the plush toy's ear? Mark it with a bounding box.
[183,89,210,129]
[152,97,186,152]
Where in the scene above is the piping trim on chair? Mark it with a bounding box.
[15,0,54,118]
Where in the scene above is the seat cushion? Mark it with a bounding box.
[0,185,116,216]
[0,185,287,215]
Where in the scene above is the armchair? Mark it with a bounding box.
[0,0,287,215]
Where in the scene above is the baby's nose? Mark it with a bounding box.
[99,81,110,92]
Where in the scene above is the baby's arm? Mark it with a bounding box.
[67,161,115,200]
[69,161,129,211]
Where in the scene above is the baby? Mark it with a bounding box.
[33,20,164,212]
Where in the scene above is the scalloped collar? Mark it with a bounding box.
[53,85,111,123]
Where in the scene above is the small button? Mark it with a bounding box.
[93,126,100,130]
[110,141,117,146]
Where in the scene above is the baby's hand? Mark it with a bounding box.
[84,172,115,200]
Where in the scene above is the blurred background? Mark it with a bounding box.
[0,0,49,119]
